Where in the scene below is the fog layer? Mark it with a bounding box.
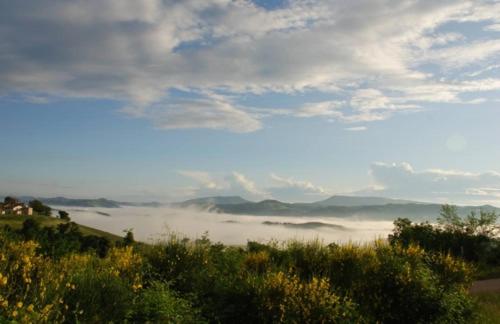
[57,206,394,245]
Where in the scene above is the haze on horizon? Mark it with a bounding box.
[2,0,500,207]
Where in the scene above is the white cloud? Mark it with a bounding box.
[295,101,344,118]
[269,173,330,202]
[135,93,262,133]
[177,170,221,190]
[178,170,268,200]
[484,24,500,32]
[2,0,500,131]
[419,40,500,69]
[345,126,367,131]
[367,162,500,205]
[231,172,267,197]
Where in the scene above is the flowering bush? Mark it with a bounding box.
[0,226,477,323]
[258,271,359,323]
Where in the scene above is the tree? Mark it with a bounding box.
[437,204,499,237]
[20,218,41,240]
[123,229,135,246]
[29,199,51,216]
[3,196,19,205]
[58,210,71,221]
[437,204,463,232]
[464,210,499,237]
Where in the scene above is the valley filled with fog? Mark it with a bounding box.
[55,206,394,245]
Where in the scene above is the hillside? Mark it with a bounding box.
[0,214,122,242]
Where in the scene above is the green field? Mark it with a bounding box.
[0,214,122,242]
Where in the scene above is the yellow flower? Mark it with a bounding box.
[12,310,18,318]
[16,301,23,308]
[27,304,34,312]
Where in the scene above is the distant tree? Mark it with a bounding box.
[464,209,499,237]
[29,199,51,216]
[3,196,19,205]
[123,229,135,246]
[438,204,499,237]
[58,210,71,221]
[437,204,463,232]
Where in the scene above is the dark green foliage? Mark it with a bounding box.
[129,281,204,323]
[123,229,135,246]
[64,263,135,323]
[28,199,51,216]
[390,214,500,265]
[3,196,19,205]
[1,204,487,323]
[57,210,70,221]
[141,234,474,324]
[8,219,112,258]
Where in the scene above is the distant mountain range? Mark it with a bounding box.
[16,196,162,208]
[175,195,500,221]
[8,195,500,222]
[173,196,251,208]
[314,195,417,207]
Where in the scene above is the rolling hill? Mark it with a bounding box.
[176,195,500,221]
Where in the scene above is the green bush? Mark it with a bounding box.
[128,281,203,323]
[0,226,479,323]
[256,271,359,323]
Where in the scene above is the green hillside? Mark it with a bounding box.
[0,214,121,242]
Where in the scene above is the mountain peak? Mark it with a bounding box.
[314,195,416,207]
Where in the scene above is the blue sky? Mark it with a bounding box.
[1,0,500,205]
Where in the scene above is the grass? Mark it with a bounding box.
[473,292,500,324]
[475,264,500,280]
[0,214,122,242]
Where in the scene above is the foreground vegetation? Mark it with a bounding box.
[0,225,475,322]
[0,203,498,323]
[473,292,500,324]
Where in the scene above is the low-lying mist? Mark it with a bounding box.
[57,206,394,245]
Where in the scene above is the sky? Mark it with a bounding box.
[1,0,500,205]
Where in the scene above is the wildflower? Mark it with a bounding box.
[27,304,34,312]
[16,301,23,308]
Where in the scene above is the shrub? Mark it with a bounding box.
[62,246,143,322]
[0,239,67,322]
[257,271,359,323]
[129,281,204,323]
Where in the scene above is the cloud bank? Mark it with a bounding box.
[366,162,500,205]
[178,170,330,202]
[2,0,500,131]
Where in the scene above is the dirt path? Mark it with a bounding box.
[470,278,500,294]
